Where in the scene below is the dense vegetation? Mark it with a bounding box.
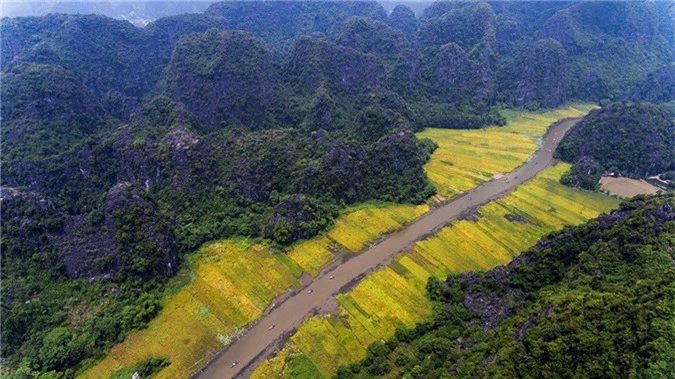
[1,1,673,377]
[338,194,675,378]
[556,102,675,189]
[0,63,118,162]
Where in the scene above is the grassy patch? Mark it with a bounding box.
[285,354,325,379]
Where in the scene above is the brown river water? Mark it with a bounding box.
[195,117,581,379]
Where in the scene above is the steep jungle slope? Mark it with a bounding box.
[1,82,434,379]
[629,63,675,104]
[339,194,675,378]
[162,28,282,131]
[0,63,118,163]
[534,1,673,101]
[204,0,388,54]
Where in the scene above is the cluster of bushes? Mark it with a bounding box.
[559,156,603,190]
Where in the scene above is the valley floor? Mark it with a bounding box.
[81,105,614,379]
[248,162,617,378]
[230,122,618,379]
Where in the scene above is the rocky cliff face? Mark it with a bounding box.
[420,42,478,103]
[286,35,386,95]
[535,9,582,52]
[1,183,176,280]
[101,183,176,278]
[417,2,498,105]
[1,187,63,272]
[164,29,279,131]
[419,1,497,54]
[337,16,408,59]
[516,38,569,108]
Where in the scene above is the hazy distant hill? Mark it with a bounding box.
[2,1,213,26]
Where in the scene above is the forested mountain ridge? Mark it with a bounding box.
[2,1,672,108]
[339,194,675,378]
[161,28,282,130]
[1,1,673,377]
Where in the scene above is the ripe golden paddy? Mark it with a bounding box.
[327,202,429,253]
[83,239,303,378]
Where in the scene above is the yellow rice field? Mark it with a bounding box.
[327,202,429,253]
[252,163,619,377]
[418,103,597,198]
[287,202,429,276]
[286,237,336,277]
[288,265,432,375]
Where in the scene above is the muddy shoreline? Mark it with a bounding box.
[194,117,582,379]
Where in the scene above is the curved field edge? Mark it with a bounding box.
[79,104,595,378]
[250,163,619,378]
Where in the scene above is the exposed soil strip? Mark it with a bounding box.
[599,176,661,198]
